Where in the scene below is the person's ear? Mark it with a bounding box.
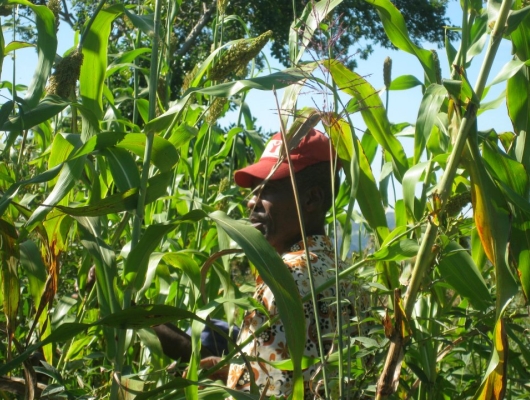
[304,186,324,212]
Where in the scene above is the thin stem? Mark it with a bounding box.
[273,89,330,398]
[378,1,514,396]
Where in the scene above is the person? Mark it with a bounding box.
[155,129,356,398]
[222,128,354,398]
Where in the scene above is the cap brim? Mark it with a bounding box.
[235,160,305,188]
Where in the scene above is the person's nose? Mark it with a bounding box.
[247,194,261,211]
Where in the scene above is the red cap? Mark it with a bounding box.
[234,129,336,188]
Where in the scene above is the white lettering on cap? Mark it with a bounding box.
[261,140,283,158]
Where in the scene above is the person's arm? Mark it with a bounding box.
[152,323,213,362]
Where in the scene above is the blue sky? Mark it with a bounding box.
[1,0,514,145]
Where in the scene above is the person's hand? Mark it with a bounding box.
[183,356,229,383]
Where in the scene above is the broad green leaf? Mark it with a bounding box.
[506,5,530,35]
[437,240,491,311]
[116,133,179,172]
[388,75,423,90]
[1,95,68,131]
[146,67,312,134]
[123,211,207,291]
[507,67,530,140]
[489,59,526,86]
[356,139,389,245]
[327,116,359,204]
[106,47,151,77]
[80,5,123,119]
[511,218,530,300]
[0,164,63,218]
[415,84,446,163]
[209,211,306,397]
[290,0,343,64]
[4,40,33,53]
[54,171,171,216]
[402,161,431,222]
[464,139,518,314]
[76,216,120,360]
[9,0,57,109]
[25,156,86,230]
[20,240,47,310]
[364,0,436,84]
[102,147,141,192]
[370,239,419,262]
[326,59,408,181]
[483,140,528,199]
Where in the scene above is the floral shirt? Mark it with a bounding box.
[227,235,356,398]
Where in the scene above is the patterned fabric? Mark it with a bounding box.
[227,235,356,398]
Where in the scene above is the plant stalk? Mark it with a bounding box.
[377,0,514,396]
[273,90,330,398]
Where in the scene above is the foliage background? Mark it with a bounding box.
[0,0,529,399]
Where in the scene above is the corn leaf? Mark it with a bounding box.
[437,240,491,311]
[415,84,446,164]
[326,59,408,181]
[364,0,436,84]
[210,210,306,399]
[9,0,57,109]
[472,318,508,400]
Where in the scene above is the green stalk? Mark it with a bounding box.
[132,0,142,126]
[112,1,163,398]
[377,0,514,397]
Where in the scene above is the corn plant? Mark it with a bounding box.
[0,0,529,399]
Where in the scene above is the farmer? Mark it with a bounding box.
[156,129,355,397]
[223,128,353,397]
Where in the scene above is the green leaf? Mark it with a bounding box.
[388,75,423,90]
[0,164,63,218]
[116,133,179,172]
[370,238,419,262]
[19,240,47,310]
[80,5,123,119]
[326,59,408,181]
[54,171,172,216]
[507,67,530,139]
[4,41,34,53]
[209,211,306,396]
[489,59,526,86]
[415,84,446,164]
[356,139,390,245]
[123,211,207,291]
[1,95,68,131]
[9,0,57,109]
[25,156,87,230]
[102,147,141,192]
[511,218,530,301]
[290,0,343,64]
[146,67,312,134]
[402,161,430,222]
[437,240,491,311]
[364,0,436,84]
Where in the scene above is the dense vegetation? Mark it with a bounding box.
[0,0,529,399]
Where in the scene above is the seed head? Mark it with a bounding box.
[217,0,229,15]
[208,30,273,82]
[383,56,392,89]
[46,49,84,99]
[431,50,442,84]
[47,0,61,32]
[206,97,228,125]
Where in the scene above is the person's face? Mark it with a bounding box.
[247,177,302,254]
